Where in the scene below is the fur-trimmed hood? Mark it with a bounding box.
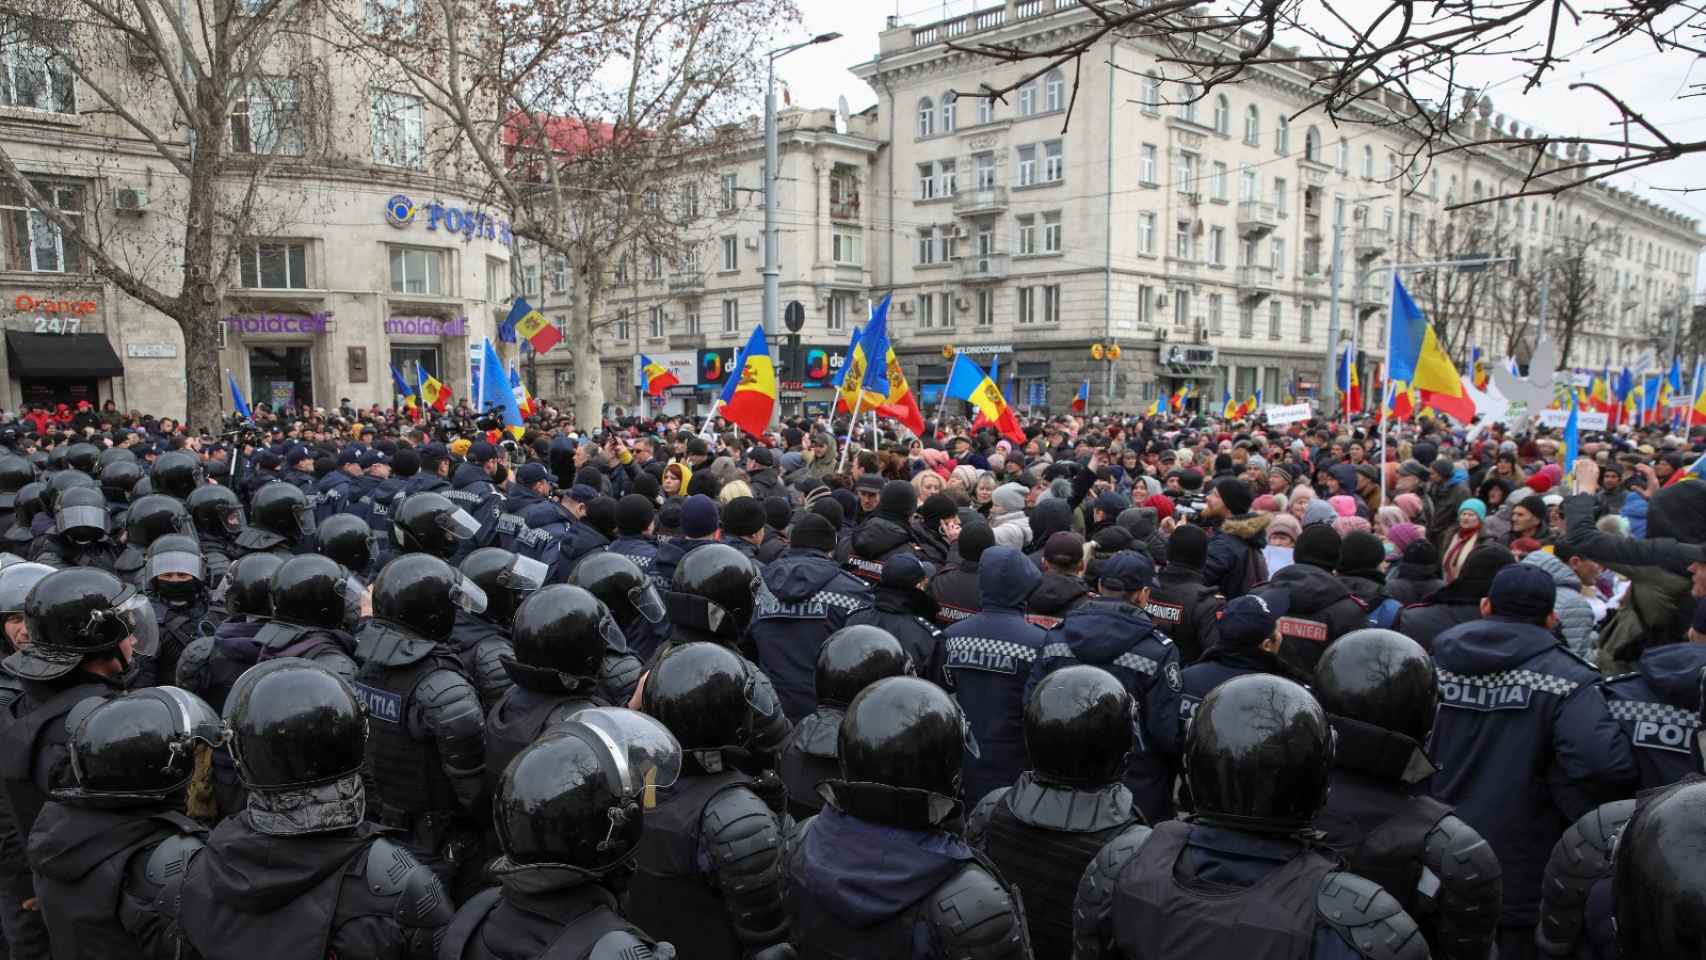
[1219,511,1271,542]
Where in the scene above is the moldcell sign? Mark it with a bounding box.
[384,195,513,245]
[384,316,467,337]
[223,312,332,334]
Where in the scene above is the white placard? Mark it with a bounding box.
[1538,408,1608,430]
[1264,402,1312,425]
[125,342,177,358]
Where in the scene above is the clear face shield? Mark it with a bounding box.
[438,506,481,542]
[107,589,159,659]
[218,503,245,536]
[147,549,206,585]
[564,707,683,811]
[291,501,317,540]
[57,505,108,544]
[502,554,548,595]
[628,579,665,624]
[448,571,488,616]
[336,571,367,628]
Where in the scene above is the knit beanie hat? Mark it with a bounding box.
[1295,524,1343,570]
[1168,524,1210,567]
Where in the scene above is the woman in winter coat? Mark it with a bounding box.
[1440,498,1486,583]
[988,482,1031,549]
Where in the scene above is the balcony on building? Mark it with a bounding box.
[955,252,1009,283]
[829,166,863,222]
[1238,263,1277,302]
[667,271,705,296]
[1353,227,1390,262]
[1237,200,1278,238]
[954,186,1009,217]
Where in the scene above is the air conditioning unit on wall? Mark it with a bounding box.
[744,236,759,250]
[114,187,148,213]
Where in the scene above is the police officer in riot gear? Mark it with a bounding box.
[166,658,452,960]
[0,453,35,534]
[445,442,504,539]
[26,687,220,959]
[608,493,663,585]
[1598,595,1706,789]
[61,442,100,478]
[444,708,683,960]
[664,541,762,650]
[488,461,554,556]
[778,624,912,820]
[482,584,612,794]
[255,554,362,679]
[1312,629,1503,960]
[1608,778,1706,959]
[0,561,52,657]
[313,448,363,524]
[99,460,140,523]
[149,450,205,501]
[392,490,481,560]
[630,642,790,960]
[749,512,873,721]
[139,534,218,689]
[33,486,122,571]
[316,512,377,583]
[352,552,490,899]
[4,481,46,551]
[786,675,1032,959]
[114,494,194,584]
[1074,674,1427,960]
[236,482,316,558]
[186,484,245,586]
[571,550,670,663]
[967,666,1145,960]
[454,547,546,710]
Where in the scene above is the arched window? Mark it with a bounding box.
[1213,95,1229,135]
[1430,170,1439,197]
[1243,104,1259,145]
[1362,145,1374,178]
[1141,72,1161,111]
[917,97,934,138]
[1044,70,1064,112]
[1275,114,1288,154]
[1336,137,1349,172]
[1304,126,1321,162]
[1178,83,1198,123]
[977,96,994,125]
[940,92,956,133]
[1472,180,1483,200]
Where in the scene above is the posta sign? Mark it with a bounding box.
[385,194,512,245]
[14,294,98,315]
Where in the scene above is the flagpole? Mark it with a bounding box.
[837,387,868,473]
[1379,270,1395,510]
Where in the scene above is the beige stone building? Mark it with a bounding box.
[850,0,1704,414]
[0,12,508,420]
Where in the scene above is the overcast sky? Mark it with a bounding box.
[772,0,1706,291]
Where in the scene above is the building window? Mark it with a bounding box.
[1239,167,1258,201]
[1019,82,1036,116]
[550,257,567,292]
[521,264,539,296]
[648,305,665,338]
[941,92,956,132]
[682,182,699,218]
[721,298,739,333]
[365,0,416,31]
[1210,162,1227,201]
[1138,212,1156,254]
[1140,144,1158,184]
[975,152,996,189]
[1361,145,1374,179]
[614,309,630,342]
[828,294,848,332]
[1017,286,1035,325]
[1274,177,1288,214]
[1174,219,1193,259]
[1016,145,1037,186]
[230,77,304,155]
[1271,237,1286,276]
[1177,83,1197,123]
[371,90,424,168]
[937,159,957,197]
[1174,290,1190,327]
[1243,105,1260,145]
[1043,284,1060,323]
[487,256,509,302]
[1300,303,1313,342]
[917,97,934,137]
[1138,284,1154,326]
[644,252,661,281]
[1043,140,1063,182]
[1239,304,1254,337]
[917,228,938,265]
[720,235,738,271]
[0,181,83,273]
[1176,152,1198,194]
[1209,293,1223,333]
[1275,115,1289,155]
[684,311,700,335]
[1268,300,1282,339]
[720,173,738,210]
[1213,95,1229,135]
[1017,214,1036,255]
[1,37,76,114]
[976,289,993,326]
[977,96,994,124]
[1043,212,1062,253]
[1304,126,1320,162]
[1208,226,1224,266]
[238,241,308,289]
[388,246,444,295]
[832,230,862,265]
[918,162,936,199]
[939,292,955,328]
[1141,72,1161,113]
[1044,70,1064,112]
[918,294,935,328]
[1337,137,1348,173]
[1383,208,1395,233]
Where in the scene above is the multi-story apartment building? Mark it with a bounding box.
[0,10,509,418]
[852,0,1704,414]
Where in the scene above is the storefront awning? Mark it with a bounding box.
[6,331,125,378]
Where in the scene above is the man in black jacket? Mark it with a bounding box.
[1199,477,1268,599]
[1028,531,1093,626]
[1394,544,1515,651]
[1260,525,1369,676]
[844,554,941,671]
[928,519,991,628]
[1146,524,1223,665]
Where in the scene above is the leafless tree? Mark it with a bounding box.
[328,0,798,424]
[0,0,323,428]
[946,0,1706,206]
[1399,208,1510,358]
[1542,224,1619,368]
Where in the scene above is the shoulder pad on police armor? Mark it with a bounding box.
[964,788,1010,847]
[143,832,205,888]
[926,863,1028,957]
[589,929,657,960]
[699,785,782,866]
[1316,871,1429,960]
[364,837,421,896]
[392,855,452,929]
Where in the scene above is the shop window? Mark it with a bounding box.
[0,181,83,273]
[486,256,509,302]
[239,241,309,289]
[371,90,425,168]
[230,76,304,156]
[389,245,445,295]
[1,37,75,114]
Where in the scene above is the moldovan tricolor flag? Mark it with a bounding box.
[640,354,679,397]
[508,365,535,418]
[717,325,776,437]
[507,297,562,354]
[419,365,452,411]
[946,353,1024,444]
[1072,380,1089,413]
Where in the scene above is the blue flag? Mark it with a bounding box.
[480,339,524,436]
[721,324,769,404]
[832,326,862,389]
[1563,393,1580,481]
[227,370,251,420]
[860,296,892,395]
[1387,275,1427,385]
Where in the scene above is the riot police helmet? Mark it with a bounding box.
[25,450,47,474]
[815,625,913,708]
[509,584,608,680]
[495,707,682,874]
[62,686,224,801]
[833,676,973,827]
[42,469,97,513]
[460,547,548,626]
[316,514,375,575]
[1185,674,1334,831]
[125,494,193,550]
[371,552,486,641]
[0,454,34,507]
[64,442,100,476]
[224,658,367,790]
[1313,628,1439,745]
[55,486,109,544]
[1614,779,1706,959]
[149,450,205,500]
[186,483,245,540]
[44,445,68,472]
[1024,665,1136,786]
[670,543,760,633]
[223,552,284,619]
[0,562,53,617]
[270,554,363,630]
[250,482,315,541]
[391,492,480,559]
[99,460,142,502]
[145,534,206,586]
[641,642,776,756]
[9,568,155,681]
[11,482,45,527]
[97,445,137,475]
[570,552,664,626]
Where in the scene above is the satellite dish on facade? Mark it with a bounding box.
[836,96,850,134]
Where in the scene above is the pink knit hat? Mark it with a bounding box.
[1394,492,1425,520]
[1386,521,1425,552]
[1266,512,1302,542]
[1329,494,1358,517]
[1252,494,1280,513]
[1334,515,1372,537]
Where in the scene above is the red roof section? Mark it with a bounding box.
[502,112,618,158]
